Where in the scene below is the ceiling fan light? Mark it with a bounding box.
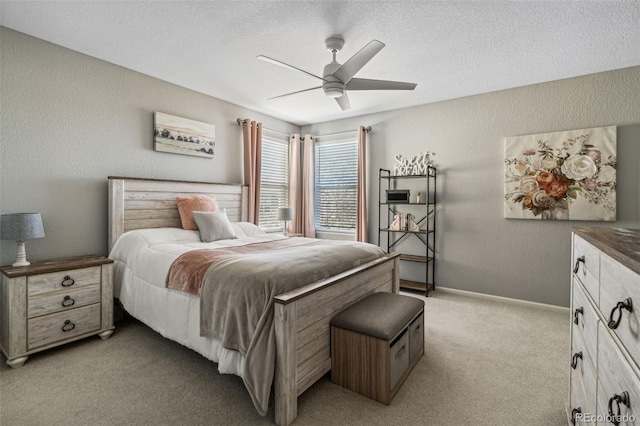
[324,87,343,98]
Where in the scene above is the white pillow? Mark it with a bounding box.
[233,222,266,237]
[191,210,237,242]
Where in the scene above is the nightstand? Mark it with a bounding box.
[0,255,114,368]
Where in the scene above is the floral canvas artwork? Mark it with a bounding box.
[504,126,616,221]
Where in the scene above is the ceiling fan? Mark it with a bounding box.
[257,38,417,111]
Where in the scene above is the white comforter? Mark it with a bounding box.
[109,224,288,377]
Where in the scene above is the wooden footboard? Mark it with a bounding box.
[273,253,400,426]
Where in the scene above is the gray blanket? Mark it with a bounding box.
[198,237,385,416]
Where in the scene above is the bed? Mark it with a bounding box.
[107,176,400,425]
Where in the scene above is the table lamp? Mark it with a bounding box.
[1,213,45,266]
[277,207,293,236]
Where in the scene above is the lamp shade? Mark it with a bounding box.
[1,213,45,241]
[277,207,293,221]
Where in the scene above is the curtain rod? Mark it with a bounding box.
[236,118,372,139]
[236,118,291,138]
[313,126,372,140]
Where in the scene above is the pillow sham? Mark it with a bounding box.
[192,210,237,242]
[176,195,218,230]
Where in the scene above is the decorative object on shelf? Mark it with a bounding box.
[386,189,410,203]
[393,151,435,176]
[416,192,421,203]
[277,207,293,235]
[389,213,414,231]
[154,112,216,158]
[504,126,616,221]
[0,213,45,267]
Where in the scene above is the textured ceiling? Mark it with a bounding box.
[2,1,640,126]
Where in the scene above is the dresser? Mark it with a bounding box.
[0,255,114,368]
[569,227,640,425]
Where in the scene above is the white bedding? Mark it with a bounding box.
[109,224,288,377]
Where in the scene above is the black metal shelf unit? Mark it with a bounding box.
[378,167,436,296]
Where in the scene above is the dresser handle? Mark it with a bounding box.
[570,351,582,369]
[573,256,585,274]
[61,296,75,308]
[608,298,633,329]
[61,320,76,332]
[570,407,581,425]
[573,307,583,325]
[608,391,630,425]
[395,345,406,359]
[61,276,75,287]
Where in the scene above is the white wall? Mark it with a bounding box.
[302,67,640,307]
[0,28,298,265]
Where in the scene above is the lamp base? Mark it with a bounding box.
[13,241,31,267]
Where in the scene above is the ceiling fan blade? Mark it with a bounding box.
[268,86,322,100]
[332,40,385,84]
[257,55,325,81]
[335,93,351,111]
[346,78,417,91]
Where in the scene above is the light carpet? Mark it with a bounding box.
[0,291,569,425]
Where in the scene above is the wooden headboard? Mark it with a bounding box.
[108,176,248,251]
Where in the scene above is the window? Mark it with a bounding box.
[258,137,289,232]
[315,140,358,233]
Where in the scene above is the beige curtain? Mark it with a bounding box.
[302,134,316,238]
[242,119,262,224]
[288,134,302,234]
[356,126,367,242]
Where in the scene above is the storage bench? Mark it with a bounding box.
[330,292,424,404]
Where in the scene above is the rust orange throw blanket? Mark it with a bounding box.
[164,236,385,417]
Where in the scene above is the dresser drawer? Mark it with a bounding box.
[571,320,597,415]
[28,266,101,296]
[600,254,640,366]
[573,235,601,304]
[28,303,101,349]
[28,285,101,319]
[572,279,599,361]
[569,375,589,425]
[597,322,640,424]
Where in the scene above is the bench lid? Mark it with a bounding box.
[331,292,424,340]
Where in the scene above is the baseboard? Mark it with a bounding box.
[434,286,570,314]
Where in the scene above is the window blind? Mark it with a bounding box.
[315,140,358,232]
[259,138,289,232]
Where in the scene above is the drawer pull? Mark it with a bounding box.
[61,320,76,332]
[608,391,630,425]
[61,296,75,308]
[608,297,633,329]
[573,307,583,325]
[395,345,406,359]
[61,276,75,287]
[413,324,421,335]
[570,351,582,369]
[573,255,585,274]
[570,407,581,425]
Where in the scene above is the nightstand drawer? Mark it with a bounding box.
[28,285,101,319]
[28,303,101,349]
[28,266,100,296]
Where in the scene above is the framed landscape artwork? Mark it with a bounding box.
[504,126,616,221]
[154,112,215,158]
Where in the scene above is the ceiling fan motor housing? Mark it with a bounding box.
[323,62,344,97]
